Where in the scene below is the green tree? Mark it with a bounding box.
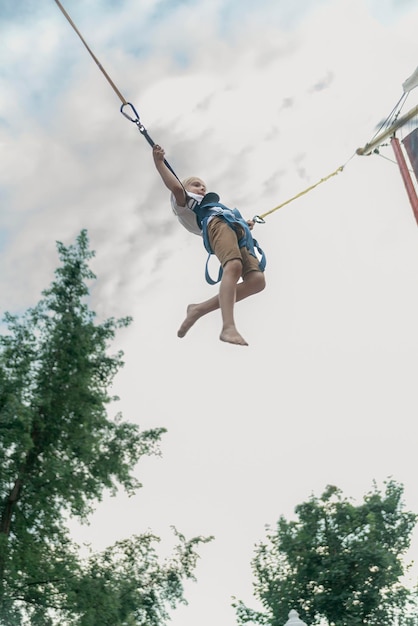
[235,480,418,626]
[0,230,210,625]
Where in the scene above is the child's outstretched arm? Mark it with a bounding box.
[152,145,186,207]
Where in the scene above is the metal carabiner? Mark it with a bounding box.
[120,102,141,124]
[252,215,266,224]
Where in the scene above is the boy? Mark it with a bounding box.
[152,144,266,346]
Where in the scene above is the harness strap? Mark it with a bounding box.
[203,236,266,285]
[193,196,267,285]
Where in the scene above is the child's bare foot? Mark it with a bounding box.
[220,326,248,346]
[177,304,201,338]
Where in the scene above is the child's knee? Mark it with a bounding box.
[256,272,266,293]
[224,258,243,278]
[247,270,266,293]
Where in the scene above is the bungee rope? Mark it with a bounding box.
[53,0,127,105]
[253,164,346,223]
[53,0,180,180]
[53,0,352,221]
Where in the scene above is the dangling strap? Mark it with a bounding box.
[205,257,224,285]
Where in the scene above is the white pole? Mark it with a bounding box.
[284,609,308,626]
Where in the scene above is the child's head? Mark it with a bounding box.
[182,177,207,197]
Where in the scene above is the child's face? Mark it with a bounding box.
[185,178,207,196]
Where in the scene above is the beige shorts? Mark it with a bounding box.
[207,217,261,277]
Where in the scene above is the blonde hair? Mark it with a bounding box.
[182,176,206,189]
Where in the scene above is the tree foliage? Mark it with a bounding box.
[0,231,210,625]
[235,480,418,626]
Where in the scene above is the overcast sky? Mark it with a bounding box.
[1,1,418,625]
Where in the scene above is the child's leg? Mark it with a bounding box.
[218,259,248,345]
[178,218,265,344]
[207,219,248,343]
[177,268,265,340]
[176,259,240,340]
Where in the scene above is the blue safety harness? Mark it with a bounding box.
[192,192,266,285]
